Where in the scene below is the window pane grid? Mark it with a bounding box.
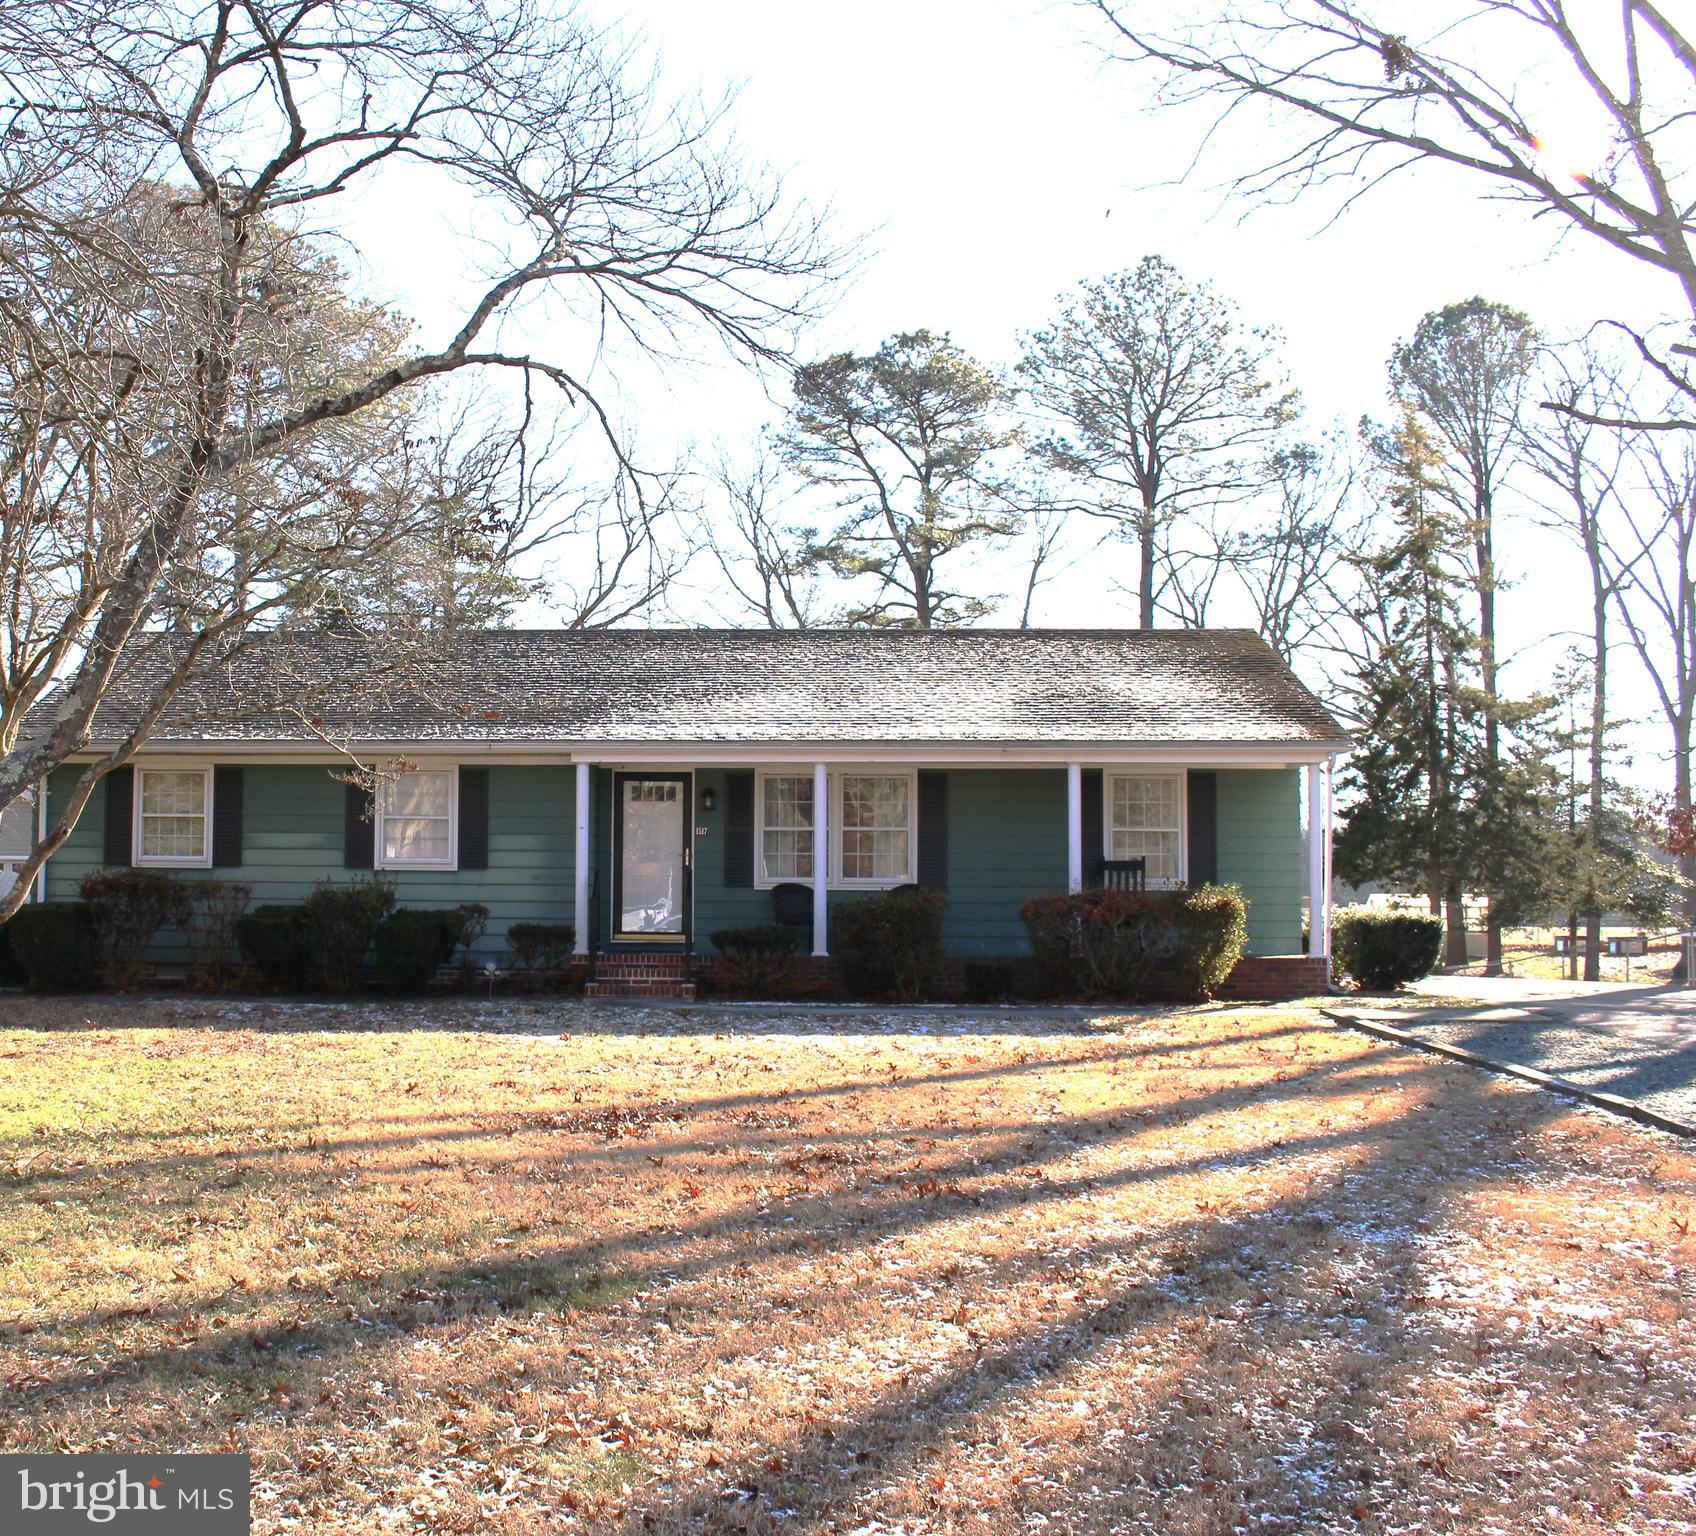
[381,771,454,865]
[838,775,910,882]
[760,776,814,882]
[138,770,208,863]
[1108,775,1182,882]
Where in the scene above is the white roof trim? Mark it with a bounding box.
[72,738,1350,767]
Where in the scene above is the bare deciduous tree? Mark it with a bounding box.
[1606,424,1696,918]
[1521,342,1635,972]
[1019,256,1300,628]
[692,438,825,629]
[1231,440,1365,667]
[0,0,832,919]
[1086,0,1696,424]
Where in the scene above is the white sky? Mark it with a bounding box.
[341,0,1680,781]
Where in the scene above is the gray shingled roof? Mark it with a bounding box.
[63,628,1350,748]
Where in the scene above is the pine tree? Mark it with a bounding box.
[1336,410,1485,960]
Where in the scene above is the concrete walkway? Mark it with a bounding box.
[1330,975,1696,1124]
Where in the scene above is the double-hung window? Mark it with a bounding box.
[135,767,212,867]
[1106,772,1184,885]
[377,768,458,870]
[754,770,916,888]
[759,774,814,883]
[836,772,913,886]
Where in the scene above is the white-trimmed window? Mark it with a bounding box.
[835,772,914,887]
[0,788,34,899]
[377,768,458,870]
[758,773,814,883]
[135,767,212,867]
[1106,772,1185,885]
[754,770,917,888]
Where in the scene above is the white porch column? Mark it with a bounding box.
[573,761,591,956]
[1066,762,1083,893]
[812,761,829,956]
[1307,760,1333,959]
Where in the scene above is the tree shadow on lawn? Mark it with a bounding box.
[0,991,1250,1039]
[0,1020,1322,1175]
[9,1030,1682,1532]
[9,1038,1408,1383]
[619,1064,1676,1533]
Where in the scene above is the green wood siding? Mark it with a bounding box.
[941,769,1067,954]
[45,763,573,964]
[1216,768,1304,954]
[40,760,1305,966]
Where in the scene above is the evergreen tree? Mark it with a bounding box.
[1336,410,1484,960]
[780,332,1021,628]
[1341,408,1567,964]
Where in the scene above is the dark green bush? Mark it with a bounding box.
[373,908,460,993]
[0,917,22,986]
[506,922,576,973]
[236,904,313,989]
[80,868,192,990]
[1019,885,1251,1001]
[8,902,97,989]
[1170,884,1250,1001]
[962,959,1020,1003]
[303,877,395,992]
[1020,889,1177,998]
[833,887,947,1001]
[708,923,802,996]
[450,902,490,955]
[1332,907,1443,991]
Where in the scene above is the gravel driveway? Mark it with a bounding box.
[1333,976,1696,1124]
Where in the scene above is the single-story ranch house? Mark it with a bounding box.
[6,629,1350,997]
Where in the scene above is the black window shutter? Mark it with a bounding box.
[917,771,948,887]
[212,767,244,867]
[458,768,489,870]
[344,781,375,869]
[723,771,754,888]
[1187,770,1219,886]
[104,766,135,867]
[1081,769,1104,888]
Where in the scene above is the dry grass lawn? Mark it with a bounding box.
[2,995,1694,1534]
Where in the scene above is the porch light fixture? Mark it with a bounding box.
[701,786,717,812]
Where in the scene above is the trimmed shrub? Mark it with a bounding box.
[236,904,313,989]
[303,877,396,992]
[7,902,95,990]
[1019,884,1251,1001]
[188,880,251,990]
[507,922,576,974]
[708,923,802,997]
[0,919,21,987]
[374,909,460,993]
[1021,889,1177,999]
[80,868,192,989]
[833,887,947,1001]
[1332,907,1443,991]
[962,959,1020,1003]
[1171,884,1250,1001]
[450,902,490,955]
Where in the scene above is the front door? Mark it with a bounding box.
[613,773,691,941]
